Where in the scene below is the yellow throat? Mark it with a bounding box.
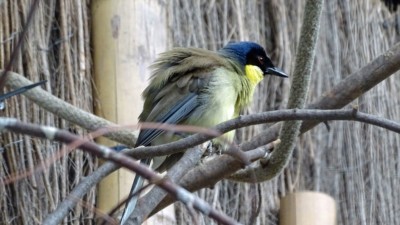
[245,65,264,85]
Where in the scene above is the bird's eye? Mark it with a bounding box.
[257,56,264,64]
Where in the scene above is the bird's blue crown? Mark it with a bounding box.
[219,41,265,66]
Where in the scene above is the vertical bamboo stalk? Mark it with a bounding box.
[91,0,167,217]
[280,191,336,225]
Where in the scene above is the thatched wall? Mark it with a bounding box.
[0,1,96,224]
[1,0,399,224]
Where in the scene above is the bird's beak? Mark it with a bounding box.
[265,67,288,78]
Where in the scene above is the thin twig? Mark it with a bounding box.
[0,0,40,89]
[126,109,400,159]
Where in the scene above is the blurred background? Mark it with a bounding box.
[1,0,400,224]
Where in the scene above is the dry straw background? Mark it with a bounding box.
[1,0,400,224]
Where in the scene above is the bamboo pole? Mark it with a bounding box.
[91,0,167,218]
[280,191,336,225]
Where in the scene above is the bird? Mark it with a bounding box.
[119,41,287,224]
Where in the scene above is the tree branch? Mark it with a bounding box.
[229,108,400,181]
[0,118,240,225]
[3,106,400,221]
[261,0,323,181]
[150,108,400,213]
[3,71,137,146]
[49,107,400,221]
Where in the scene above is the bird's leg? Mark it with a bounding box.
[202,141,214,156]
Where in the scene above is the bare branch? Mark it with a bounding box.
[0,118,241,225]
[50,108,400,220]
[150,109,400,213]
[230,108,400,181]
[260,0,323,181]
[6,106,398,220]
[127,109,400,159]
[151,142,279,215]
[3,71,137,146]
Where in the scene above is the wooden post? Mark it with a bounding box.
[280,191,336,225]
[91,0,167,219]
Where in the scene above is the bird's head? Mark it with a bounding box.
[220,42,288,80]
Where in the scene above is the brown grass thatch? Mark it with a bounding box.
[0,1,96,224]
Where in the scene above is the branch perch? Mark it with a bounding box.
[0,118,240,225]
